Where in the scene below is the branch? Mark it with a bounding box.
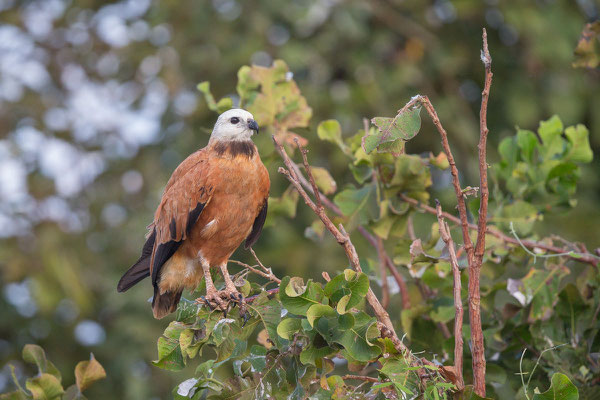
[400,95,475,267]
[272,136,437,372]
[467,28,492,396]
[400,194,598,267]
[286,155,412,308]
[375,236,390,308]
[435,200,464,390]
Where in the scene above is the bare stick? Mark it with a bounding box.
[467,28,492,396]
[295,138,323,211]
[342,375,380,383]
[376,236,390,308]
[436,200,464,390]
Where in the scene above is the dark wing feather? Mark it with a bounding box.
[245,198,268,249]
[117,229,156,292]
[149,149,214,287]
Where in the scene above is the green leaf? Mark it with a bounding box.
[249,292,286,349]
[538,115,565,160]
[153,322,187,371]
[533,373,579,400]
[74,354,106,393]
[317,120,344,149]
[299,344,335,366]
[371,107,422,142]
[310,167,337,195]
[315,311,380,362]
[333,184,377,229]
[25,374,64,400]
[323,270,369,312]
[516,129,538,162]
[564,124,593,163]
[279,276,325,316]
[197,81,232,114]
[502,200,538,235]
[276,318,303,340]
[306,304,336,327]
[248,345,267,372]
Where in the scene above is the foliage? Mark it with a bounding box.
[1,1,599,399]
[147,59,597,399]
[1,345,105,400]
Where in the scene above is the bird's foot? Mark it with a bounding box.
[195,288,228,317]
[220,288,250,326]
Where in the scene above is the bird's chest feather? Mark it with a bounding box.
[185,154,267,261]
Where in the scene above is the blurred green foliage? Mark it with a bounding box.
[0,0,599,399]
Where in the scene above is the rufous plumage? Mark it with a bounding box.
[118,109,270,319]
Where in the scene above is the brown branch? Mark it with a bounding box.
[376,236,390,308]
[468,28,492,396]
[358,226,412,309]
[246,288,279,303]
[342,375,380,383]
[400,194,599,267]
[273,136,436,371]
[230,259,281,285]
[435,200,464,390]
[400,95,475,267]
[286,156,413,308]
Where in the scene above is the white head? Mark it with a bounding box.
[210,109,259,142]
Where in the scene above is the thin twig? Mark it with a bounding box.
[400,95,475,267]
[400,193,600,267]
[342,375,380,383]
[376,236,390,308]
[230,259,281,285]
[435,200,464,390]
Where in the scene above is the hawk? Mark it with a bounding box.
[117,109,270,319]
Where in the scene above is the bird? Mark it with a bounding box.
[117,109,270,319]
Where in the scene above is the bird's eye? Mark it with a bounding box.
[230,117,240,124]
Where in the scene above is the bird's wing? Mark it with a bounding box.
[245,164,270,249]
[149,149,215,286]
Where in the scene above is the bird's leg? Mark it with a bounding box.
[195,260,227,314]
[218,262,239,297]
[218,262,247,320]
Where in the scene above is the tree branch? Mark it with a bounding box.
[400,95,475,268]
[467,28,492,396]
[436,200,464,390]
[272,135,438,372]
[286,155,412,308]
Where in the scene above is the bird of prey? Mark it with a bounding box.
[117,109,270,319]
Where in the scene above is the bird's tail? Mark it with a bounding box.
[152,287,183,319]
[117,257,151,292]
[117,230,155,292]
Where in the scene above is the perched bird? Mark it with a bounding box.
[117,109,270,319]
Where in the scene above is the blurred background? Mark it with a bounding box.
[0,0,598,398]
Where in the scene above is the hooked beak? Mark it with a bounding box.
[248,119,259,135]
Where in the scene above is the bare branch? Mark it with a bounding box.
[468,28,493,396]
[376,236,390,308]
[436,200,464,390]
[400,94,475,266]
[295,137,323,212]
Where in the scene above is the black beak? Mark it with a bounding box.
[248,119,259,135]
